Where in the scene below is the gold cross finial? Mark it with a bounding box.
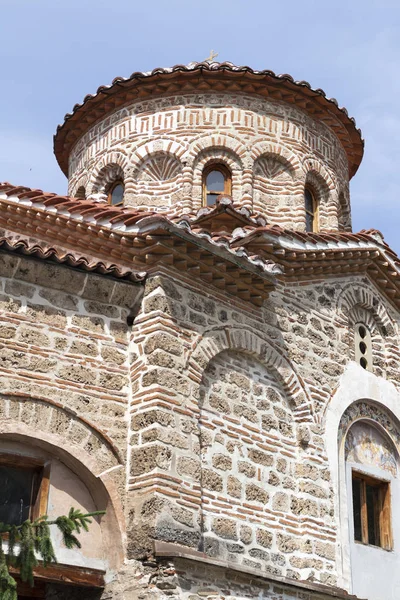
[205,50,218,62]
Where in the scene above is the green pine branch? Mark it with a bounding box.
[0,508,105,600]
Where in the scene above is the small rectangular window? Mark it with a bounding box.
[352,471,392,550]
[0,455,50,526]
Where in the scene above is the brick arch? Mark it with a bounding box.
[0,393,123,476]
[338,399,400,452]
[193,148,242,175]
[129,138,187,171]
[70,174,90,198]
[249,142,301,172]
[336,284,395,335]
[187,133,247,168]
[133,152,182,178]
[89,157,127,198]
[0,393,126,570]
[187,327,313,420]
[302,156,336,191]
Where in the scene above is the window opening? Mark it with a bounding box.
[351,471,392,550]
[0,456,50,526]
[354,323,372,371]
[304,187,318,232]
[203,164,231,206]
[75,186,86,200]
[107,181,124,206]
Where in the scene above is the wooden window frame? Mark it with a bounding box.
[352,470,393,550]
[0,454,50,525]
[107,180,125,206]
[304,186,319,233]
[202,164,232,207]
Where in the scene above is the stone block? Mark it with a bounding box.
[212,517,237,540]
[246,483,269,504]
[177,456,201,481]
[212,454,232,471]
[202,468,223,492]
[227,476,242,499]
[130,445,172,476]
[256,529,273,548]
[248,448,274,466]
[14,260,86,294]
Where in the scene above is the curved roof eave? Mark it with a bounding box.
[53,61,364,179]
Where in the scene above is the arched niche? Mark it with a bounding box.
[337,400,400,600]
[252,153,297,223]
[197,349,298,567]
[130,151,183,210]
[336,284,396,378]
[0,394,125,575]
[88,161,126,202]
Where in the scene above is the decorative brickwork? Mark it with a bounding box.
[68,94,349,230]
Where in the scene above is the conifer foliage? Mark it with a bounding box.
[0,507,104,600]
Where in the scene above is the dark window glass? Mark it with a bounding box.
[207,193,219,206]
[110,184,124,206]
[304,189,314,213]
[305,188,317,232]
[0,466,37,526]
[305,212,314,232]
[359,325,367,339]
[366,484,380,546]
[352,477,362,542]
[206,170,225,192]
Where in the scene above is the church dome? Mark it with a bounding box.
[54,61,363,232]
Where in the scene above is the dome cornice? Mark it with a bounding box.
[53,61,364,179]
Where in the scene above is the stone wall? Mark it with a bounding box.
[1,250,399,598]
[0,251,142,576]
[126,269,399,594]
[67,94,350,231]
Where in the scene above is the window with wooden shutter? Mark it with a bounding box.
[352,471,392,550]
[202,164,232,207]
[0,455,50,527]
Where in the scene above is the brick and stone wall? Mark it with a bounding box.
[0,251,142,577]
[0,251,399,598]
[67,94,350,231]
[125,268,399,598]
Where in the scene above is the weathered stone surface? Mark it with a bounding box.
[130,445,172,475]
[246,483,269,504]
[212,517,237,540]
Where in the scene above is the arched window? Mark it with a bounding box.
[107,181,124,206]
[304,187,318,232]
[203,164,232,207]
[354,322,372,371]
[75,186,86,200]
[346,420,395,551]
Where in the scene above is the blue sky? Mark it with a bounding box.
[0,0,399,254]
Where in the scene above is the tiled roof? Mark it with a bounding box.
[53,61,364,178]
[1,183,399,309]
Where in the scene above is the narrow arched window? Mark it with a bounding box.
[75,186,86,200]
[304,187,318,232]
[107,181,124,206]
[354,323,372,371]
[203,164,231,207]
